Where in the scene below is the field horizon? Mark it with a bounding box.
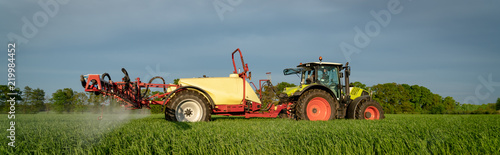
[1,114,499,154]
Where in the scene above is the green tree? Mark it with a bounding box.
[275,82,296,94]
[34,89,45,111]
[0,85,22,113]
[173,79,180,85]
[371,83,409,114]
[254,82,296,108]
[20,86,44,113]
[486,103,497,114]
[496,98,500,111]
[370,83,460,114]
[409,85,433,112]
[428,94,443,112]
[73,92,88,113]
[21,86,33,113]
[44,96,52,113]
[400,101,414,113]
[51,88,75,113]
[430,104,445,114]
[22,87,46,113]
[89,93,104,113]
[258,83,277,107]
[350,81,367,90]
[442,96,456,111]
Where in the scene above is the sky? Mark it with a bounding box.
[1,0,499,104]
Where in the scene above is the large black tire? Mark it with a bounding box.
[295,89,338,121]
[347,98,385,120]
[165,90,211,122]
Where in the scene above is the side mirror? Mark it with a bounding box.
[340,72,344,78]
[248,72,252,80]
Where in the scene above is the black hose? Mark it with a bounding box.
[80,75,87,88]
[101,73,112,92]
[121,68,130,90]
[101,73,111,81]
[264,81,278,98]
[132,83,140,107]
[261,81,277,111]
[142,76,167,99]
[121,68,129,78]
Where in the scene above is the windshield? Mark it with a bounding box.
[317,66,338,86]
[317,65,340,97]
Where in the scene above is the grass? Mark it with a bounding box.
[1,114,499,154]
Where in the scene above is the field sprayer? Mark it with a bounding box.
[80,48,384,122]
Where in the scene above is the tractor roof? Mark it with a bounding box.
[297,62,343,67]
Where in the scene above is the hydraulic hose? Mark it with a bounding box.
[142,76,167,99]
[101,73,111,81]
[80,75,87,88]
[261,81,277,111]
[122,68,130,90]
[101,73,112,93]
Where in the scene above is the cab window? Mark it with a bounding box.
[317,65,340,97]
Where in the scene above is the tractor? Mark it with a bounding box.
[80,48,384,122]
[279,57,384,120]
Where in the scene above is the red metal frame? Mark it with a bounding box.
[82,48,288,118]
[83,75,179,109]
[249,79,271,100]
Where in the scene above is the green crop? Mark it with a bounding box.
[1,114,499,154]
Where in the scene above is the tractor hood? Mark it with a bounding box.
[179,76,261,105]
[283,85,309,96]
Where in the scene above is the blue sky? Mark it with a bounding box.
[1,0,499,104]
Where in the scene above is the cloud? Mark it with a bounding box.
[1,0,499,104]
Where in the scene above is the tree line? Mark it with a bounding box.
[1,82,499,114]
[0,85,124,114]
[259,82,500,114]
[352,82,499,114]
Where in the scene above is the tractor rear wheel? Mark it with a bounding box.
[165,90,211,122]
[295,89,338,121]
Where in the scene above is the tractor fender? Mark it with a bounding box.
[346,95,371,119]
[161,86,215,112]
[294,84,338,100]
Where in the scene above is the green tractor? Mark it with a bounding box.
[280,57,385,120]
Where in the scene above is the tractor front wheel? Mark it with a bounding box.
[295,89,338,121]
[353,100,385,120]
[165,90,211,122]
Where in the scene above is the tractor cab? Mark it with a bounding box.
[283,59,344,99]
